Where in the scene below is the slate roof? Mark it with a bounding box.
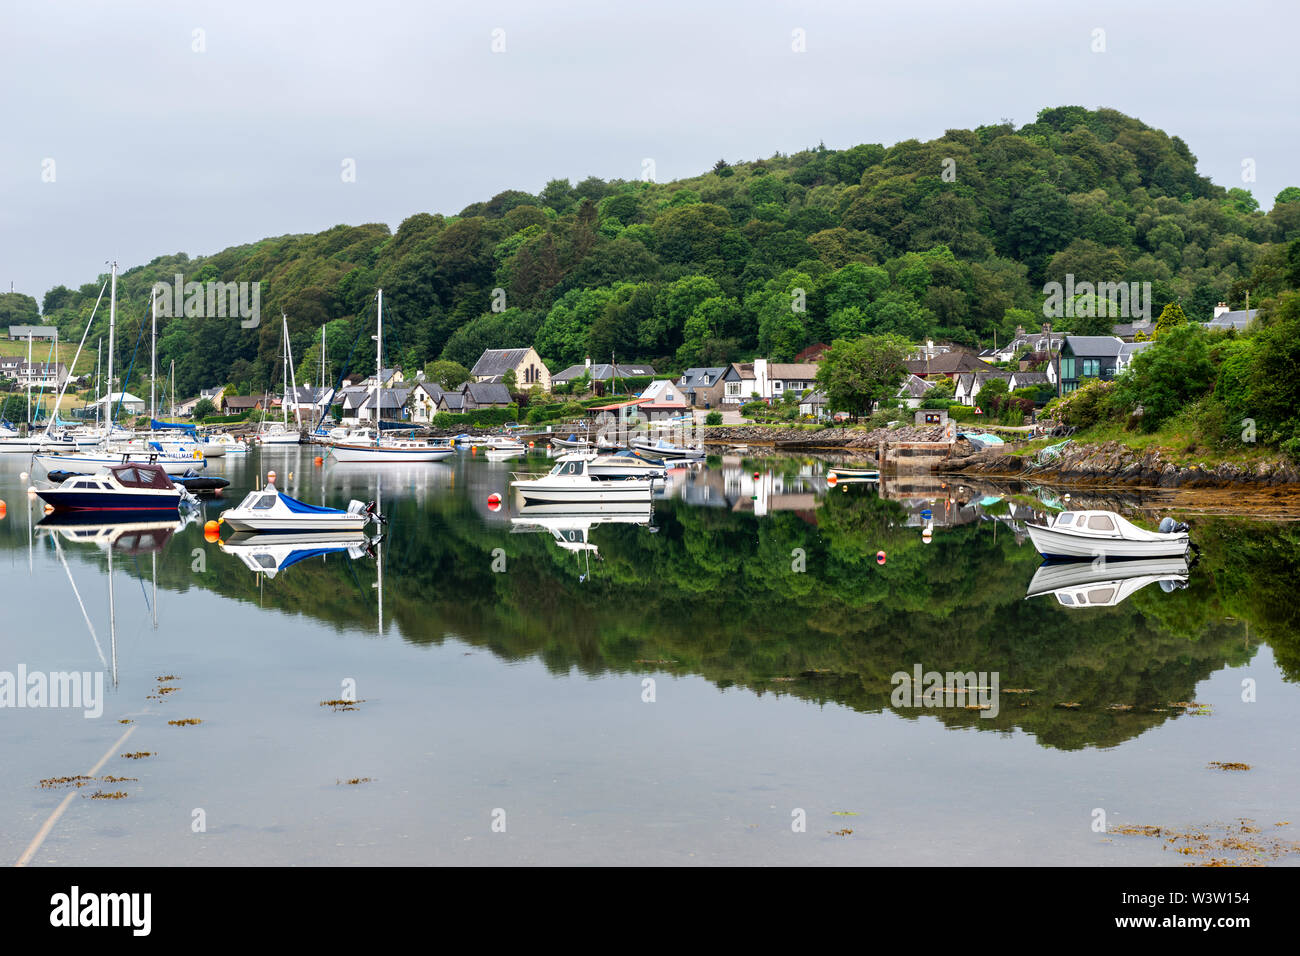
[896,374,934,398]
[1064,335,1125,357]
[462,382,512,405]
[439,392,466,410]
[768,363,819,381]
[904,351,995,376]
[359,387,412,411]
[1206,309,1257,330]
[552,363,656,383]
[679,367,727,390]
[471,348,532,378]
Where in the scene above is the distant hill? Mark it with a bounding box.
[35,106,1300,398]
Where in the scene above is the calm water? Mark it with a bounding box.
[1,447,1298,866]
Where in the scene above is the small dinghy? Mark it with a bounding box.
[171,470,231,495]
[630,438,705,462]
[550,434,590,450]
[218,482,381,533]
[1026,510,1190,560]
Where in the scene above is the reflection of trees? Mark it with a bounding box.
[21,492,1296,752]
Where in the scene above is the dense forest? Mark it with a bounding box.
[6,105,1300,401]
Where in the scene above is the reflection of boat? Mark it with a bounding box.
[827,467,879,480]
[219,531,378,579]
[484,447,523,462]
[38,512,196,553]
[34,462,188,513]
[1025,557,1190,607]
[511,454,654,505]
[219,482,379,532]
[1026,511,1190,559]
[511,503,653,566]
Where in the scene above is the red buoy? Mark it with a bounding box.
[876,551,886,565]
[487,493,502,512]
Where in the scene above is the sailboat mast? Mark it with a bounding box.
[375,289,382,428]
[95,338,101,430]
[282,313,289,427]
[150,288,157,422]
[106,262,117,431]
[25,328,32,428]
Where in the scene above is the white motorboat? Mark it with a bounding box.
[511,503,653,555]
[483,447,524,462]
[218,482,379,533]
[219,531,378,579]
[511,454,654,505]
[257,422,302,445]
[34,446,207,476]
[1024,556,1190,607]
[587,452,666,480]
[205,433,247,454]
[330,435,455,462]
[1026,510,1190,560]
[33,462,189,513]
[549,434,590,450]
[486,435,527,452]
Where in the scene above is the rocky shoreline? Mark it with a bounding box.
[936,439,1300,489]
[697,424,951,449]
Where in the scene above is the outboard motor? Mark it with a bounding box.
[1158,517,1190,534]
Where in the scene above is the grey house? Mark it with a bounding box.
[1057,336,1126,394]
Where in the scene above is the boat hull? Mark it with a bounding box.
[33,453,206,476]
[36,489,182,513]
[330,442,454,463]
[511,480,653,505]
[1026,524,1189,560]
[221,514,368,533]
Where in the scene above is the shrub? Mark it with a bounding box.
[705,411,723,426]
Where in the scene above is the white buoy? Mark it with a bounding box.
[19,471,28,481]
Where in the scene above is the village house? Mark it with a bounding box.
[904,348,997,380]
[470,347,549,389]
[894,374,934,409]
[1205,302,1258,331]
[1056,335,1127,394]
[90,391,147,415]
[981,324,1063,363]
[636,379,693,421]
[550,359,655,394]
[357,387,413,423]
[678,367,729,408]
[433,382,513,414]
[953,370,1011,407]
[1114,340,1155,374]
[798,390,830,419]
[7,325,59,341]
[12,362,69,389]
[722,362,758,405]
[1006,370,1051,393]
[221,395,266,415]
[406,382,444,423]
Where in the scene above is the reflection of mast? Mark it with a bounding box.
[375,476,383,635]
[151,552,157,629]
[107,547,117,687]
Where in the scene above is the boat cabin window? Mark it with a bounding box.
[1086,515,1116,532]
[251,495,278,510]
[111,465,170,489]
[1056,513,1074,525]
[254,554,277,568]
[1058,594,1075,605]
[1087,587,1116,604]
[552,460,585,476]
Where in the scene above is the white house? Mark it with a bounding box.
[90,391,146,415]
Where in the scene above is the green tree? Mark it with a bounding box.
[815,334,913,421]
[1153,301,1189,338]
[423,359,471,390]
[192,398,216,420]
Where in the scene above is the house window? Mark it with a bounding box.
[1060,357,1075,380]
[1082,359,1101,378]
[726,382,740,396]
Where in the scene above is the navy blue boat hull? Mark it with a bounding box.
[36,490,182,512]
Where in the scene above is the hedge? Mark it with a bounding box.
[429,404,519,429]
[200,413,250,424]
[945,404,978,422]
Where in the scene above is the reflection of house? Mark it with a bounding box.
[470,347,549,389]
[1057,336,1125,394]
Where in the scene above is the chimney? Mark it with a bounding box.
[1213,302,1229,319]
[1041,322,1051,335]
[1015,324,1025,337]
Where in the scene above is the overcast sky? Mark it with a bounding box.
[2,0,1296,302]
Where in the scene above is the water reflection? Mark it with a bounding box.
[511,503,655,578]
[219,531,380,579]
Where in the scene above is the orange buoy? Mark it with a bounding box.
[267,470,277,484]
[44,503,54,514]
[0,500,6,519]
[314,456,323,466]
[204,521,220,542]
[827,473,838,486]
[471,446,477,455]
[528,440,534,447]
